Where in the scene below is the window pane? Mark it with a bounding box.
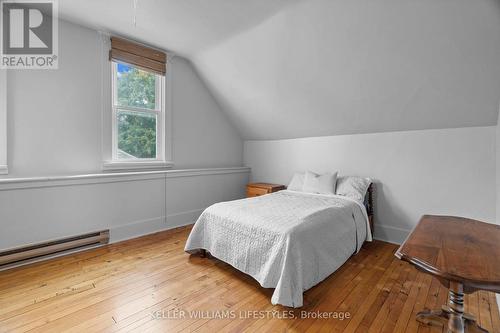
[117,111,157,159]
[116,63,157,110]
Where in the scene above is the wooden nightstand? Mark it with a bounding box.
[246,183,286,198]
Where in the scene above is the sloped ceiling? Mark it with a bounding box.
[58,0,300,56]
[60,0,500,140]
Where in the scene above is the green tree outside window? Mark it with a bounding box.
[116,64,157,159]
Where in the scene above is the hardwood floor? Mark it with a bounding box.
[0,226,499,333]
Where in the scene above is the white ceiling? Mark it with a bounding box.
[60,0,500,140]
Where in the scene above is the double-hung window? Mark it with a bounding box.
[104,36,171,170]
[111,62,164,161]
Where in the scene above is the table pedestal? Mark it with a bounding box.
[416,282,488,333]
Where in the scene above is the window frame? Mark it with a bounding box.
[0,69,7,175]
[110,61,165,163]
[100,33,173,172]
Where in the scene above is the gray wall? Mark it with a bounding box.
[5,20,243,178]
[0,169,249,251]
[0,20,247,251]
[244,126,496,244]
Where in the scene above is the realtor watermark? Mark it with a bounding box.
[1,0,58,69]
[150,309,351,321]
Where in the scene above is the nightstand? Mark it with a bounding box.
[246,183,286,198]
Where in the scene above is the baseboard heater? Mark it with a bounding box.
[0,230,110,266]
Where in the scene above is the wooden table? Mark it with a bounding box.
[396,215,500,333]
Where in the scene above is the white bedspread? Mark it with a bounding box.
[184,190,372,308]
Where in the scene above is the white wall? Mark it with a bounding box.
[0,20,247,250]
[5,20,243,178]
[244,126,496,244]
[7,21,102,177]
[194,0,500,140]
[172,57,242,169]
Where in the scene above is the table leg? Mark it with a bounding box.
[447,282,465,333]
[416,308,448,327]
[416,282,488,333]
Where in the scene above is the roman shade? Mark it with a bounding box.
[109,36,166,75]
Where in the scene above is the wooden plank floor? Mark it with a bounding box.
[0,226,499,333]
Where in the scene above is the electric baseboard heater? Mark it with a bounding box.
[0,230,110,266]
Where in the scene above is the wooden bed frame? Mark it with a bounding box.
[366,183,375,234]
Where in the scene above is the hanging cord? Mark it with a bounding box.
[133,0,139,27]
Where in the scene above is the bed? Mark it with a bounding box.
[184,184,374,308]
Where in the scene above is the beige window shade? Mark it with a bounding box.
[109,37,166,75]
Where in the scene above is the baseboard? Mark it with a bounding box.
[109,216,168,243]
[166,209,204,228]
[109,209,204,244]
[373,224,411,245]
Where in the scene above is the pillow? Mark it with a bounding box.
[302,171,338,195]
[287,172,305,191]
[336,176,372,202]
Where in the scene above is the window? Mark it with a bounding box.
[102,36,172,171]
[111,62,164,161]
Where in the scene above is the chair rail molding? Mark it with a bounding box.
[0,166,251,190]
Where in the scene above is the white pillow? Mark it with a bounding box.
[287,172,305,191]
[302,171,338,195]
[336,176,372,202]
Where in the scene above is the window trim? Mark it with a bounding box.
[0,69,7,175]
[100,32,173,172]
[102,160,173,171]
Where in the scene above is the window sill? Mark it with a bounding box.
[102,161,174,172]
